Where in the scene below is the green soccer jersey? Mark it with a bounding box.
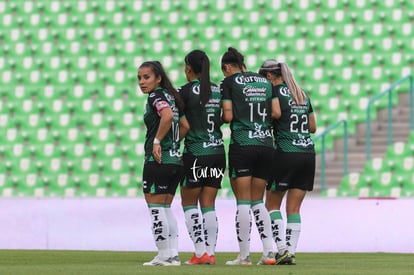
[143,87,182,165]
[272,83,315,153]
[179,79,225,156]
[220,71,273,147]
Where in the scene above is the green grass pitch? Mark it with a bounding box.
[0,250,412,275]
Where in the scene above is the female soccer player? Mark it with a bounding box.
[259,59,317,265]
[138,61,189,266]
[178,49,225,265]
[220,47,276,266]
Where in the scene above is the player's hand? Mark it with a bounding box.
[152,144,162,164]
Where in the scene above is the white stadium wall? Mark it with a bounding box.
[1,197,413,253]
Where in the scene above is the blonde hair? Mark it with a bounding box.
[259,59,307,105]
[280,62,307,105]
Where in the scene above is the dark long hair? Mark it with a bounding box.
[185,49,211,106]
[221,47,245,74]
[139,61,184,111]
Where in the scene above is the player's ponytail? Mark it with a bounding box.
[185,50,212,106]
[259,59,306,105]
[279,62,306,105]
[221,47,245,73]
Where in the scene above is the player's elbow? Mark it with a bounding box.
[222,113,232,123]
[272,109,281,119]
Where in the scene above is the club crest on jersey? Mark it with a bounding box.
[192,85,200,95]
[280,86,290,97]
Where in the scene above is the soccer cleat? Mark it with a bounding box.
[257,252,276,265]
[275,250,293,265]
[143,256,173,266]
[209,255,216,265]
[169,255,181,266]
[225,255,252,266]
[185,252,210,265]
[290,255,296,265]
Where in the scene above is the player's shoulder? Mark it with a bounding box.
[178,81,194,93]
[149,88,170,104]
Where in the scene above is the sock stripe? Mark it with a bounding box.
[251,200,263,206]
[269,210,283,220]
[287,213,301,223]
[201,206,215,214]
[148,203,167,208]
[237,200,251,206]
[183,205,198,212]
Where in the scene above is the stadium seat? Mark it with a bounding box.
[408,131,414,146]
[44,173,78,197]
[62,143,94,162]
[399,171,414,197]
[118,127,145,146]
[394,156,414,174]
[33,143,61,164]
[70,98,102,116]
[8,155,41,177]
[369,172,401,197]
[338,172,368,197]
[15,172,45,197]
[40,98,71,116]
[385,142,412,168]
[85,127,117,146]
[107,175,141,197]
[102,157,136,194]
[42,156,68,177]
[14,113,47,131]
[76,174,107,197]
[56,127,86,146]
[0,161,15,196]
[1,0,413,198]
[4,144,34,161]
[94,142,126,160]
[364,157,386,174]
[45,113,76,129]
[0,128,26,144]
[69,157,106,197]
[346,97,378,123]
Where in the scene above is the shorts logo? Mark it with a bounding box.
[279,182,289,187]
[237,168,250,173]
[191,158,224,180]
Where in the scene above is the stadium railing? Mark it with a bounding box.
[314,119,348,192]
[365,75,414,160]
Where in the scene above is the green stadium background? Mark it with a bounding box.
[1,0,413,198]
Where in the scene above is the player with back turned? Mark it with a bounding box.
[220,47,276,266]
[259,59,317,265]
[178,50,226,265]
